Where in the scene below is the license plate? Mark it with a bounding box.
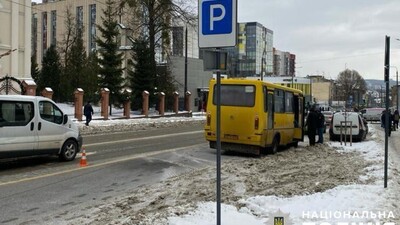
[224,134,238,140]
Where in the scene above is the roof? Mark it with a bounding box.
[0,95,50,101]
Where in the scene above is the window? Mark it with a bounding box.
[51,10,57,45]
[89,4,97,52]
[76,6,83,32]
[0,101,34,127]
[264,87,268,112]
[214,85,255,107]
[42,12,47,53]
[286,92,293,112]
[274,89,285,113]
[39,101,63,124]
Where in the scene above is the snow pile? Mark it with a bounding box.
[67,130,399,225]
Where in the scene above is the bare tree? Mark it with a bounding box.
[58,6,76,68]
[120,0,196,74]
[335,69,367,104]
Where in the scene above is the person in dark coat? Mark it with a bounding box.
[306,106,319,146]
[316,110,325,143]
[381,110,392,136]
[393,110,399,130]
[83,101,94,126]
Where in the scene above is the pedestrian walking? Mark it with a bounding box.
[84,101,94,126]
[306,106,319,146]
[381,110,393,136]
[317,110,325,144]
[393,110,399,130]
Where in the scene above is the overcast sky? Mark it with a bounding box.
[31,0,400,80]
[237,0,400,80]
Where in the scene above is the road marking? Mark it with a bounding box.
[84,130,204,147]
[0,144,206,187]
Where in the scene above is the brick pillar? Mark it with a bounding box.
[123,89,132,118]
[41,87,53,99]
[142,90,149,117]
[100,88,110,120]
[123,100,131,118]
[173,91,179,114]
[74,88,84,121]
[22,80,37,96]
[158,92,165,116]
[185,91,192,112]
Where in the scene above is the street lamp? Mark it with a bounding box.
[390,66,398,111]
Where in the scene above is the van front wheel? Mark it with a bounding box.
[59,140,78,161]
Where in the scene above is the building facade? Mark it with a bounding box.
[0,0,31,79]
[171,21,199,59]
[32,0,138,78]
[226,22,273,77]
[32,0,103,60]
[273,48,296,77]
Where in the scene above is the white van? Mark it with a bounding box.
[329,111,367,142]
[0,95,82,161]
[361,107,384,122]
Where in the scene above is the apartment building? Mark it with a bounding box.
[273,48,296,77]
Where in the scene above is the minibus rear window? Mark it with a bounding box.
[213,84,255,107]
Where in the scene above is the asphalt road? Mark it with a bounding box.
[0,123,219,224]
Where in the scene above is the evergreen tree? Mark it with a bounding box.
[67,27,87,92]
[97,0,124,114]
[39,45,62,101]
[156,62,177,110]
[82,52,100,103]
[30,54,40,90]
[128,38,155,110]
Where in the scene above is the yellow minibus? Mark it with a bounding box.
[204,78,304,155]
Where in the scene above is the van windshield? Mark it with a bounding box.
[213,84,255,107]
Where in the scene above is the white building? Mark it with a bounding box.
[0,0,31,79]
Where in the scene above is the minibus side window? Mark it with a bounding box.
[274,89,285,113]
[264,87,268,112]
[285,92,293,112]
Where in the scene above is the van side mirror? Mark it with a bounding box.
[63,114,68,124]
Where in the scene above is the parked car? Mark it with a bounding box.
[361,107,385,122]
[0,95,82,161]
[329,111,368,142]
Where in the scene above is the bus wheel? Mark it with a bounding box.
[270,137,279,154]
[293,141,299,148]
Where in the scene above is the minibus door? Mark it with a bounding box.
[267,91,274,144]
[293,95,304,141]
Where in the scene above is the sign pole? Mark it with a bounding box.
[384,35,390,188]
[198,1,237,223]
[216,48,221,225]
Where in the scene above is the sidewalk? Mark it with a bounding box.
[58,102,204,123]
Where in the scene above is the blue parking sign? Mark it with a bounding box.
[202,0,232,35]
[198,0,237,48]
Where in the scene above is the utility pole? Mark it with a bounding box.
[184,26,188,110]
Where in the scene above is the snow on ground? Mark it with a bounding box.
[59,102,399,225]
